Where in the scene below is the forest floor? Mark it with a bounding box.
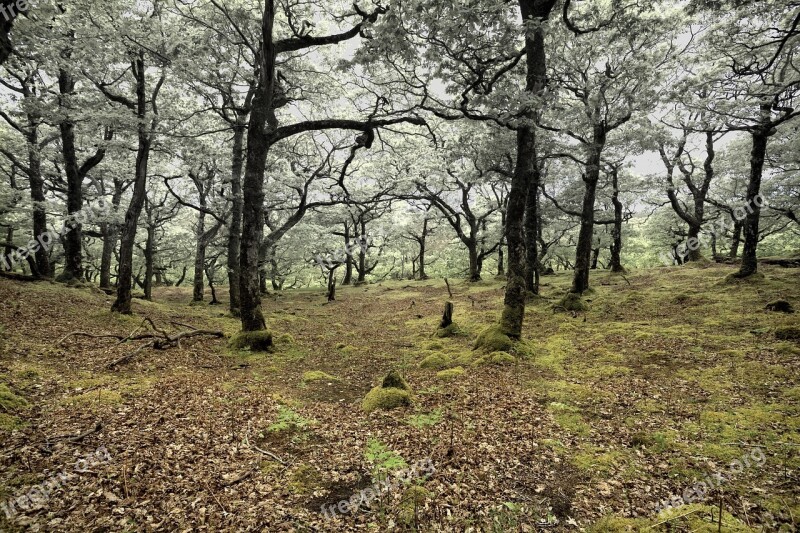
[0,264,799,532]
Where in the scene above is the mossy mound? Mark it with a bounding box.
[775,326,800,341]
[555,292,589,312]
[419,352,452,370]
[363,370,413,412]
[301,371,338,383]
[765,300,794,313]
[362,387,412,412]
[473,324,513,353]
[277,333,295,344]
[382,369,411,391]
[0,384,28,411]
[228,330,273,352]
[435,323,460,338]
[436,367,465,380]
[425,341,444,350]
[473,352,516,366]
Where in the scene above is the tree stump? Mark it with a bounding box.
[439,301,453,328]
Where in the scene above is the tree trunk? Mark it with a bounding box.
[175,265,187,287]
[143,225,155,300]
[57,67,83,282]
[500,0,555,339]
[418,218,428,280]
[729,221,743,259]
[238,1,277,332]
[343,224,353,284]
[736,108,772,278]
[112,57,154,314]
[590,247,600,269]
[193,211,206,302]
[609,166,625,272]
[571,125,606,294]
[467,241,481,282]
[227,119,246,316]
[28,126,51,278]
[99,181,123,289]
[497,245,504,276]
[327,268,336,301]
[439,301,453,328]
[524,164,540,293]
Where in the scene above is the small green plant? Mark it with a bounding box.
[365,438,407,473]
[267,406,316,433]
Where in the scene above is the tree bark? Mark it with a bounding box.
[418,217,428,280]
[729,220,742,259]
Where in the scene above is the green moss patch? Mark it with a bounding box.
[436,367,465,380]
[301,371,338,383]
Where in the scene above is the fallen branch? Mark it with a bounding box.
[57,317,225,369]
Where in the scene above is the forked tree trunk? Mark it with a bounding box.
[238,1,277,332]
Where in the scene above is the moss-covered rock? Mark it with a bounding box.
[301,371,338,383]
[435,367,465,380]
[419,352,452,370]
[435,323,460,338]
[228,330,273,351]
[381,369,411,391]
[555,292,589,312]
[362,387,412,412]
[775,326,800,340]
[473,324,513,353]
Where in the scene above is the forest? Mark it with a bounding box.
[0,0,798,531]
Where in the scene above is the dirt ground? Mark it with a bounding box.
[1,264,798,531]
